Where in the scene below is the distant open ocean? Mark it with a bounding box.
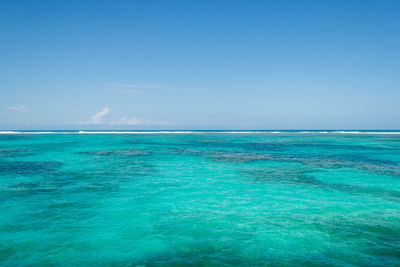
[1,130,400,265]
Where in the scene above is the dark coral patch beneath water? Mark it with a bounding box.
[79,149,149,156]
[0,149,34,157]
[0,161,62,176]
[241,168,400,202]
[173,148,269,162]
[183,138,400,152]
[174,146,400,178]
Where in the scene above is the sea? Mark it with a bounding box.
[1,130,400,266]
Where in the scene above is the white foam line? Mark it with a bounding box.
[0,131,72,135]
[0,131,21,134]
[77,131,283,134]
[1,131,400,135]
[78,131,199,134]
[349,132,400,135]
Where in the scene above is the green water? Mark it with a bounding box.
[1,132,400,266]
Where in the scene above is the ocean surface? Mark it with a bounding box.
[1,131,400,266]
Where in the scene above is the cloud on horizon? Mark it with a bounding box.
[8,105,29,112]
[111,115,170,126]
[86,107,110,124]
[82,107,169,126]
[111,115,143,125]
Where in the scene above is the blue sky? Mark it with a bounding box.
[1,0,399,129]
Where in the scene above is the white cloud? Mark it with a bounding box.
[112,115,143,125]
[81,107,169,126]
[8,105,28,111]
[88,107,110,124]
[112,116,170,126]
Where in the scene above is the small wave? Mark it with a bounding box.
[77,131,197,134]
[0,131,79,135]
[333,131,361,134]
[331,131,400,135]
[356,132,400,135]
[298,131,328,134]
[0,131,73,135]
[217,131,276,134]
[0,131,21,134]
[296,131,400,135]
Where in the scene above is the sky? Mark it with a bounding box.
[0,0,399,130]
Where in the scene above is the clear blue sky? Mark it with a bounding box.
[1,0,399,129]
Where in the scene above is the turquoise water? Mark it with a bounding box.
[1,131,400,266]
